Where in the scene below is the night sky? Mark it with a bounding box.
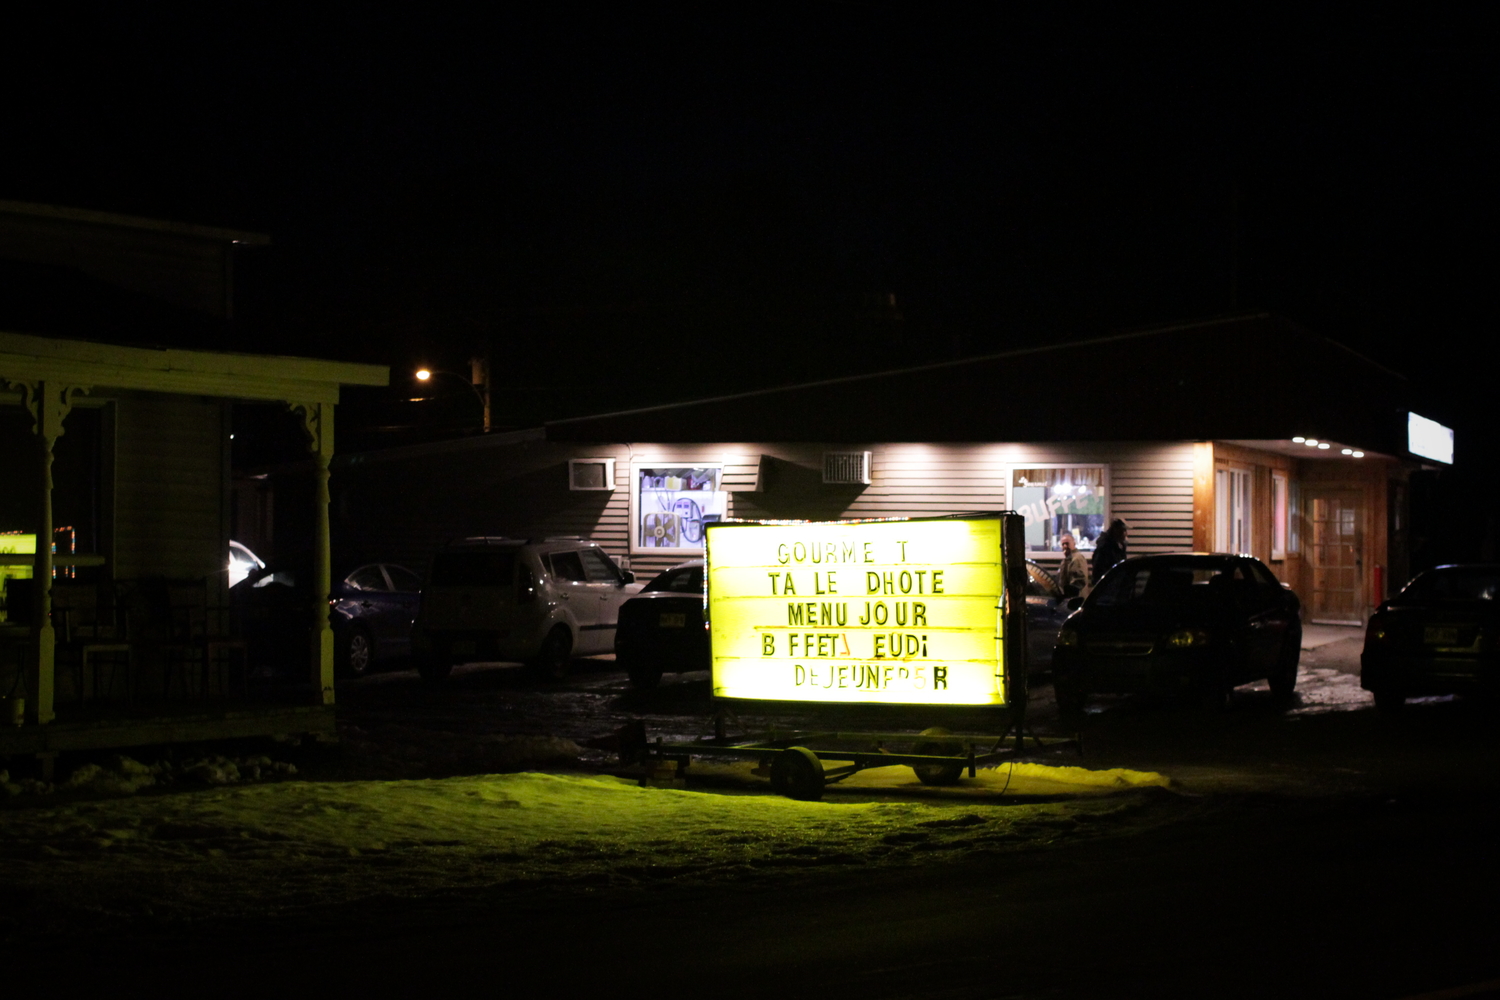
[2,8,1494,447]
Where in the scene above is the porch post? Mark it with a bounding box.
[7,380,86,725]
[289,401,335,705]
[1193,441,1215,553]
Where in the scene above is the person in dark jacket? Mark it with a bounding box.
[1091,518,1129,583]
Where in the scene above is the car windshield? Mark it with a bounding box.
[1402,567,1500,602]
[430,550,518,587]
[1089,558,1254,610]
[644,565,704,593]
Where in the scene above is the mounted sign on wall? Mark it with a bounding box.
[1407,412,1454,465]
[705,514,1020,707]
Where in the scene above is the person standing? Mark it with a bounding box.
[1057,532,1090,597]
[1091,518,1129,583]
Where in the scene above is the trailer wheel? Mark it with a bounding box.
[912,726,964,786]
[770,747,825,801]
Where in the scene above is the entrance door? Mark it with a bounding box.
[1307,490,1364,624]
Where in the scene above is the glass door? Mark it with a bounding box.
[1307,490,1364,624]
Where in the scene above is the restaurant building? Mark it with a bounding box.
[335,315,1452,627]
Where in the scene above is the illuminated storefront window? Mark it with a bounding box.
[630,463,727,555]
[1215,468,1251,554]
[0,532,34,623]
[1011,465,1107,553]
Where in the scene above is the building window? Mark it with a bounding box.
[1271,472,1288,561]
[1215,468,1252,554]
[630,463,727,555]
[1011,465,1108,553]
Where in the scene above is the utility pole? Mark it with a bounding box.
[470,356,492,433]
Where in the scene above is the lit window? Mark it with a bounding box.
[1011,465,1108,553]
[1215,468,1252,554]
[631,463,726,555]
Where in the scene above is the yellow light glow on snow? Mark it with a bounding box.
[706,517,1007,706]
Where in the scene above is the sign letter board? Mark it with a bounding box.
[705,516,1008,706]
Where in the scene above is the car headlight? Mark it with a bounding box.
[1165,628,1210,648]
[1057,629,1079,647]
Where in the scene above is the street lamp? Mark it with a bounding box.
[415,358,491,432]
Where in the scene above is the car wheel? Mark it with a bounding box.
[770,747,824,801]
[1053,676,1086,721]
[341,626,374,677]
[1269,640,1300,703]
[1373,687,1405,715]
[531,626,573,682]
[625,660,663,690]
[911,726,965,786]
[417,655,452,685]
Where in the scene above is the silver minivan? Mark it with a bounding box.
[413,537,641,681]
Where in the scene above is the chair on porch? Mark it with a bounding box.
[51,581,135,704]
[124,578,247,701]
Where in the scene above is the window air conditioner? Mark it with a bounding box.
[823,451,872,485]
[568,458,616,491]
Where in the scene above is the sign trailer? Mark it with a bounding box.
[636,513,1075,799]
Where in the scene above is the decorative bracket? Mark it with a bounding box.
[5,380,89,441]
[287,400,334,461]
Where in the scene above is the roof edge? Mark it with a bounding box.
[546,313,1276,434]
[0,199,271,246]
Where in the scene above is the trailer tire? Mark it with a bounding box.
[770,747,824,801]
[912,726,964,786]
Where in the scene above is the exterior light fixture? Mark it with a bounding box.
[1292,436,1306,443]
[411,363,492,432]
[1318,443,1330,450]
[1341,448,1353,455]
[1304,439,1319,447]
[1352,451,1365,458]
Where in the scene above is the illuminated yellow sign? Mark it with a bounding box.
[706,517,1007,706]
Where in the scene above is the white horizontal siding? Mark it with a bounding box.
[332,438,1199,583]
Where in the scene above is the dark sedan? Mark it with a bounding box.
[1052,553,1302,715]
[614,560,706,689]
[1361,564,1500,714]
[1024,560,1072,676]
[330,563,422,675]
[235,561,421,676]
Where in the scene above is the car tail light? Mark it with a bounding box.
[1057,629,1079,647]
[1366,613,1389,644]
[517,564,537,604]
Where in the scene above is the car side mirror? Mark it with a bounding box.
[619,570,636,585]
[1067,596,1083,611]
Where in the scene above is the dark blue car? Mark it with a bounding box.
[330,563,423,675]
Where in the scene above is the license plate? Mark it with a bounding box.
[1424,626,1459,646]
[451,640,476,654]
[658,613,685,628]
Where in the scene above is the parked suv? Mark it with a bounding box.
[413,537,640,682]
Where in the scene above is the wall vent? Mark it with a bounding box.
[568,458,616,491]
[823,451,872,485]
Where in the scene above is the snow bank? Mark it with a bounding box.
[0,766,1171,930]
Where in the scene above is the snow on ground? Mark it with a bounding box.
[0,750,1170,938]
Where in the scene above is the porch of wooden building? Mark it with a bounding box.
[0,330,387,769]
